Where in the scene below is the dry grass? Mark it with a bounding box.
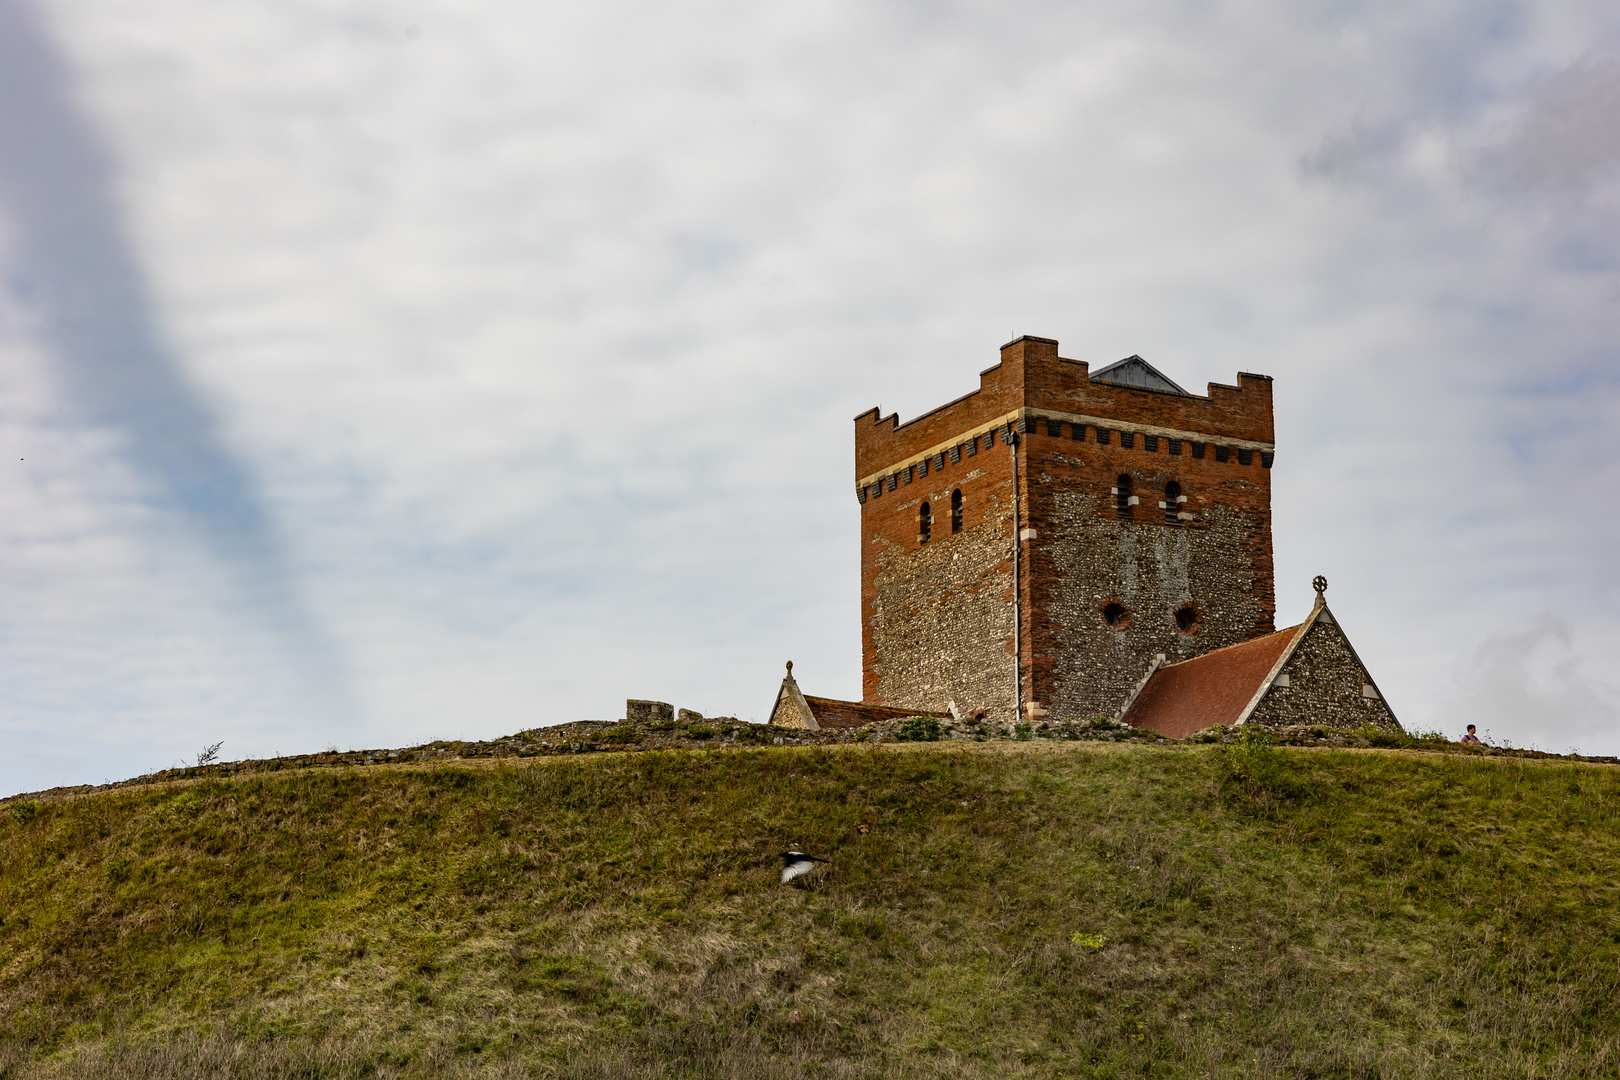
[3,741,1619,1077]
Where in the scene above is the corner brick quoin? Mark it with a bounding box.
[843,333,1380,738]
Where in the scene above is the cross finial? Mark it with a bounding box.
[1312,575,1328,596]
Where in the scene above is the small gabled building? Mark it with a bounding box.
[768,662,953,731]
[1118,577,1401,739]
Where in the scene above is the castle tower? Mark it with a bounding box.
[853,335,1276,725]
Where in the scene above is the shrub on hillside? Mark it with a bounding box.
[897,717,941,742]
[1223,725,1285,794]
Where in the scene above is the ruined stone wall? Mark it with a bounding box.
[1247,616,1401,733]
[863,451,1016,723]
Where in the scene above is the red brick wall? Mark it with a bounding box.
[856,336,1276,723]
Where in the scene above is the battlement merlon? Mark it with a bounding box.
[854,335,1274,481]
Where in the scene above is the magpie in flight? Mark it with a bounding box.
[780,850,828,884]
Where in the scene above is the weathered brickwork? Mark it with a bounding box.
[857,335,1275,723]
[1246,616,1400,732]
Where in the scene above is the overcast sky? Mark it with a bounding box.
[2,0,1617,795]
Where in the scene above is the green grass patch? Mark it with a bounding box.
[1,744,1618,1077]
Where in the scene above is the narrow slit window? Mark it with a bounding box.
[919,502,932,545]
[1116,474,1134,520]
[1164,481,1182,525]
[950,489,963,533]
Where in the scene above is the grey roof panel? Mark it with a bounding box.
[1089,355,1189,396]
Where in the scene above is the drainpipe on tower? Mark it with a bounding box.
[1009,425,1021,729]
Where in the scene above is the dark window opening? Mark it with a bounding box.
[950,489,963,533]
[1169,439,1182,455]
[1215,445,1230,463]
[1096,428,1110,445]
[1191,442,1205,459]
[1175,604,1200,634]
[1116,474,1134,520]
[1238,448,1253,466]
[1046,418,1063,436]
[1121,432,1136,449]
[1164,481,1182,525]
[1144,435,1159,452]
[1102,602,1131,630]
[1071,423,1086,440]
[918,502,932,545]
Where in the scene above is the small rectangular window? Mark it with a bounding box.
[1191,442,1205,459]
[858,487,867,504]
[949,445,961,464]
[1096,428,1110,445]
[887,475,898,491]
[965,439,977,457]
[1071,423,1086,440]
[902,466,914,484]
[1238,448,1253,466]
[1144,435,1159,452]
[1261,451,1274,469]
[1046,418,1062,437]
[1169,439,1182,455]
[1020,416,1038,435]
[933,453,945,471]
[871,482,883,499]
[1215,446,1230,463]
[1121,432,1135,449]
[917,459,929,477]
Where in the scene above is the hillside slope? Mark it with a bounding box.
[2,742,1619,1078]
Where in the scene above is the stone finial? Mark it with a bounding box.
[786,660,793,675]
[1312,575,1328,596]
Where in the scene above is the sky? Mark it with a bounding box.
[1,0,1617,796]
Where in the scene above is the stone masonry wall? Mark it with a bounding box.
[864,457,1017,724]
[1020,413,1275,721]
[1039,496,1273,721]
[1246,616,1402,733]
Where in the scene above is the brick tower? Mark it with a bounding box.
[853,335,1276,725]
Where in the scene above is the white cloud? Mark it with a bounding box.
[1440,616,1620,753]
[2,0,1619,795]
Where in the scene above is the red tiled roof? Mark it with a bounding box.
[1122,623,1305,739]
[803,696,952,731]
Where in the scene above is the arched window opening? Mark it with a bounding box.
[950,489,963,533]
[1115,474,1134,520]
[918,502,932,545]
[1164,481,1182,525]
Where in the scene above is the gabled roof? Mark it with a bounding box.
[1119,622,1306,739]
[768,662,950,731]
[1088,355,1189,396]
[803,696,951,731]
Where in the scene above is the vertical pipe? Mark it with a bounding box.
[1010,424,1021,728]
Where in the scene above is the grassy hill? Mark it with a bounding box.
[2,739,1619,1078]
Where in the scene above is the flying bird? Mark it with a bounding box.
[780,850,828,884]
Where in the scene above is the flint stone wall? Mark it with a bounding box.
[1247,616,1401,733]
